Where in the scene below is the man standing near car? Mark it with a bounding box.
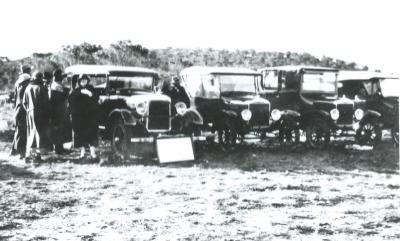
[23,71,50,161]
[11,65,31,158]
[49,69,69,154]
[169,76,190,108]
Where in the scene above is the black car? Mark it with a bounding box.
[179,66,279,146]
[65,65,200,160]
[338,71,399,145]
[259,66,376,148]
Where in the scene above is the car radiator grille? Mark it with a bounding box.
[249,103,270,126]
[147,101,170,131]
[337,104,354,125]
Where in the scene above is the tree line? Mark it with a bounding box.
[0,40,368,90]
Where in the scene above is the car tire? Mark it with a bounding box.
[111,120,133,157]
[279,119,300,148]
[217,127,237,148]
[306,118,330,149]
[356,119,382,147]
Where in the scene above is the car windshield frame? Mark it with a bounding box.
[300,70,337,94]
[215,74,258,96]
[108,71,155,92]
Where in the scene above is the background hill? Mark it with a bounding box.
[0,40,367,91]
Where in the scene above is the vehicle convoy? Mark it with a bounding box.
[179,66,289,146]
[258,66,383,148]
[338,71,399,145]
[65,65,201,161]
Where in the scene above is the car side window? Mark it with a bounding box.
[202,75,220,98]
[263,70,279,89]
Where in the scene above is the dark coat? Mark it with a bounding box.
[11,74,30,155]
[23,79,50,149]
[168,84,190,108]
[49,82,69,147]
[68,85,99,147]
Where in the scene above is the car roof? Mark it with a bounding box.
[258,65,337,72]
[338,70,399,81]
[180,66,261,76]
[65,65,158,76]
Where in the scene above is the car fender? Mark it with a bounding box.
[212,109,238,132]
[182,108,204,125]
[359,110,382,125]
[281,109,301,118]
[300,110,330,128]
[108,109,137,126]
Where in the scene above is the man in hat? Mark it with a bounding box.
[43,71,53,97]
[23,71,50,161]
[169,76,190,108]
[49,69,69,154]
[10,65,31,158]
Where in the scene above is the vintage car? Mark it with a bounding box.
[338,71,399,145]
[258,66,376,148]
[65,65,200,162]
[179,66,282,146]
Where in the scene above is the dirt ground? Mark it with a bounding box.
[0,103,399,241]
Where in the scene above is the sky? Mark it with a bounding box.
[0,0,399,72]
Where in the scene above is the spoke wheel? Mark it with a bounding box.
[111,121,133,156]
[279,125,300,147]
[306,119,330,149]
[218,127,237,148]
[279,118,300,148]
[356,119,382,146]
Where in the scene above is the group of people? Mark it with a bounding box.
[11,65,100,162]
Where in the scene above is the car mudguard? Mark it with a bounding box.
[182,108,204,125]
[281,109,301,117]
[108,109,137,126]
[300,110,330,128]
[359,110,382,126]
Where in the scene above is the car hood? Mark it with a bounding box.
[222,95,270,105]
[106,93,171,109]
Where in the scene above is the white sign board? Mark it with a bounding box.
[156,137,195,163]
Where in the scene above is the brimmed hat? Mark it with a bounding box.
[21,65,31,74]
[43,71,53,80]
[32,71,43,81]
[53,68,67,78]
[78,74,90,84]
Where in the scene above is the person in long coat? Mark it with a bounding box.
[10,65,31,158]
[49,69,69,154]
[68,74,99,159]
[23,71,50,161]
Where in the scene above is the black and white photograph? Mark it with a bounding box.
[0,0,399,240]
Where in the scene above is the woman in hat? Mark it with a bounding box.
[68,74,99,159]
[23,71,51,161]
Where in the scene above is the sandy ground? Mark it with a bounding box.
[0,102,399,241]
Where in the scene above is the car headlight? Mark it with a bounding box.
[330,108,340,121]
[241,109,252,121]
[271,109,281,121]
[354,108,364,121]
[175,102,187,116]
[136,101,147,116]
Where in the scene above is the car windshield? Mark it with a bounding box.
[302,71,337,93]
[109,74,154,92]
[380,78,399,97]
[217,74,257,95]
